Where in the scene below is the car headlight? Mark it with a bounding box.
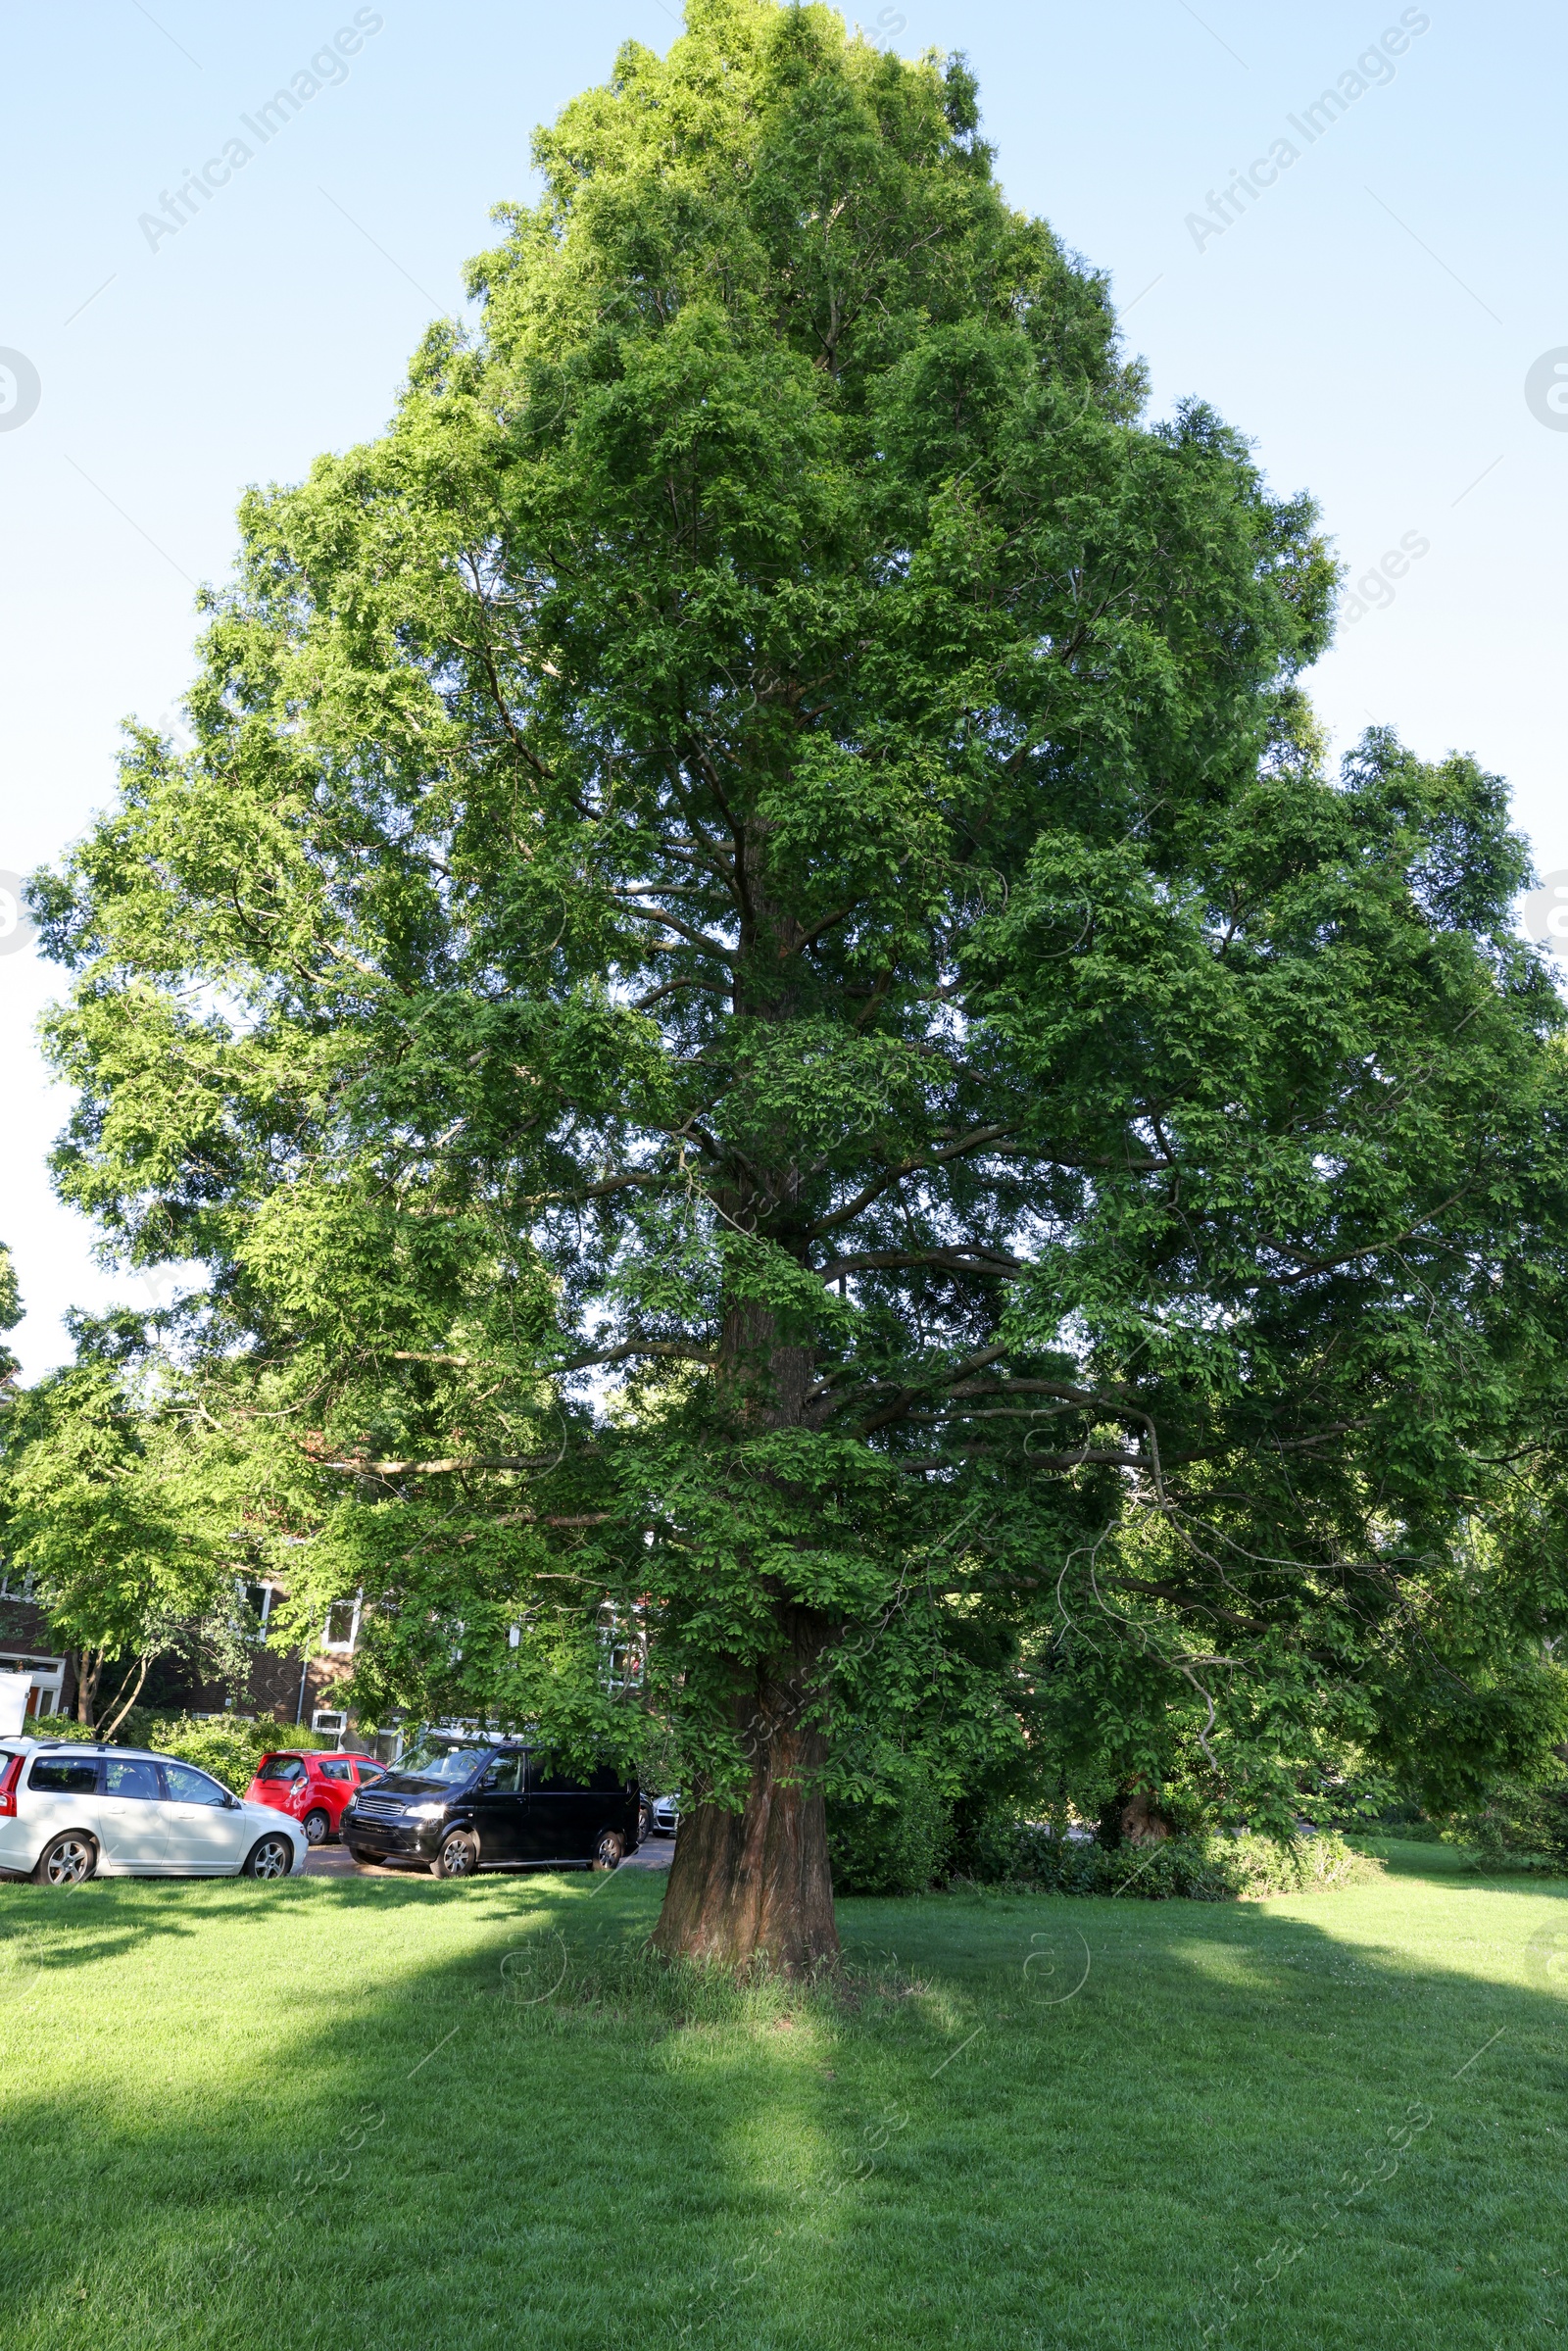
[406,1801,445,1821]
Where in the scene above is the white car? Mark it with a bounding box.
[650,1789,681,1837]
[0,1741,309,1886]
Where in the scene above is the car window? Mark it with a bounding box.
[354,1762,385,1783]
[258,1757,306,1783]
[477,1753,522,1794]
[318,1760,352,1782]
[393,1738,492,1783]
[161,1762,228,1806]
[588,1764,625,1793]
[528,1754,581,1794]
[104,1757,162,1800]
[27,1756,98,1796]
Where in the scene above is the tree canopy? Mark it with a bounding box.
[27,0,1568,1964]
[0,1313,238,1731]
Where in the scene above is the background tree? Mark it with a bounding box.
[0,1315,235,1732]
[29,0,1568,1966]
[0,1244,19,1393]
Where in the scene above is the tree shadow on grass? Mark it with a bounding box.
[0,1861,1565,2350]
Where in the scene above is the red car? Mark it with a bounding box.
[244,1750,387,1847]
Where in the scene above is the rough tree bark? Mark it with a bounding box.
[652,871,845,1972]
[1098,1785,1172,1847]
[73,1650,102,1728]
[651,1600,839,1974]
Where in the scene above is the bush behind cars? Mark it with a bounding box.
[20,1711,338,1792]
[142,1714,336,1794]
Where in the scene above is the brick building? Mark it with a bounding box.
[0,1569,74,1722]
[0,1572,370,1746]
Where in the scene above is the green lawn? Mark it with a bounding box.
[2,1842,1564,2349]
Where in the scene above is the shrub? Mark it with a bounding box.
[827,1758,953,1896]
[961,1825,1377,1901]
[146,1713,334,1794]
[1438,1778,1568,1874]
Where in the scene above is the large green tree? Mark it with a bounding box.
[30,0,1568,1965]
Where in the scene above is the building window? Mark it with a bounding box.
[596,1602,646,1696]
[312,1708,347,1745]
[241,1580,274,1634]
[322,1597,361,1653]
[0,1570,36,1600]
[0,1654,65,1716]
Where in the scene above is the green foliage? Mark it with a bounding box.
[21,0,1568,1872]
[17,1715,99,1743]
[1437,1772,1568,1874]
[0,1328,248,1730]
[826,1751,952,1894]
[144,1712,335,1794]
[0,1241,20,1390]
[970,1825,1377,1901]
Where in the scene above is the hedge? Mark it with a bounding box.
[966,1825,1380,1901]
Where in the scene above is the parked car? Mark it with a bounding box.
[244,1749,386,1846]
[0,1742,308,1885]
[650,1789,681,1837]
[341,1735,641,1878]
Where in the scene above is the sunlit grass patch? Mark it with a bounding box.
[1,1855,1564,2348]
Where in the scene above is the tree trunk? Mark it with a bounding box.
[652,1601,840,1975]
[651,855,842,1974]
[1098,1784,1171,1847]
[74,1650,102,1728]
[97,1654,151,1741]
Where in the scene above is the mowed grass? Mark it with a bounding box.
[1,1841,1565,2350]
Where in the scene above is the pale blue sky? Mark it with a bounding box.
[2,0,1563,1376]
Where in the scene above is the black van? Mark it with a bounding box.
[340,1735,641,1878]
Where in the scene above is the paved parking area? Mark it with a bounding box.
[303,1837,674,1881]
[619,1836,675,1871]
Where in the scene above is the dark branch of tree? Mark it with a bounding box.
[1258,1193,1469,1289]
[801,1126,1020,1242]
[326,1452,563,1476]
[610,895,740,963]
[815,1247,1023,1283]
[461,598,557,785]
[854,1345,1011,1437]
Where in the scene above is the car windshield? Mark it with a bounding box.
[393,1738,493,1784]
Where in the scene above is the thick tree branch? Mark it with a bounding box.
[816,1247,1023,1283]
[611,895,740,962]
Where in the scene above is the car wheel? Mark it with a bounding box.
[432,1830,478,1881]
[243,1834,294,1880]
[592,1829,624,1872]
[637,1799,652,1842]
[33,1833,96,1887]
[302,1808,331,1846]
